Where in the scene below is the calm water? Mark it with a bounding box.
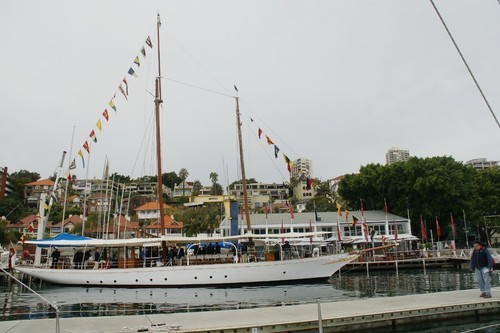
[0,268,498,331]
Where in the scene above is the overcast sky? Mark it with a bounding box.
[1,0,499,188]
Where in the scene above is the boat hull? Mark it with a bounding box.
[16,254,356,287]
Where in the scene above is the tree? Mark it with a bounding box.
[229,178,258,190]
[338,156,480,242]
[192,180,202,196]
[111,173,130,184]
[475,168,500,243]
[162,171,181,190]
[306,196,335,212]
[9,169,41,198]
[176,204,221,236]
[179,168,189,197]
[209,172,223,195]
[315,181,332,198]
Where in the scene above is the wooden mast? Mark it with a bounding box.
[154,13,166,237]
[235,96,251,234]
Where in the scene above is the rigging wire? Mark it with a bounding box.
[430,0,500,130]
[165,27,301,158]
[164,77,235,98]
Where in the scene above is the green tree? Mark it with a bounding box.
[9,169,41,198]
[306,196,336,212]
[475,168,500,243]
[338,156,479,241]
[176,204,221,236]
[162,171,181,190]
[209,172,223,195]
[111,172,130,184]
[179,168,189,197]
[192,180,202,196]
[229,178,258,190]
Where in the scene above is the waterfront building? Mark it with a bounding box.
[465,158,499,170]
[219,210,413,243]
[6,214,45,235]
[173,181,194,197]
[50,215,82,235]
[229,182,288,210]
[24,179,55,208]
[385,147,410,165]
[134,202,171,220]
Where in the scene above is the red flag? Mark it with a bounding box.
[420,216,427,242]
[393,218,398,241]
[362,220,369,241]
[102,109,109,121]
[83,141,90,154]
[353,216,358,226]
[450,212,456,239]
[384,198,388,215]
[266,135,274,145]
[436,217,441,238]
[28,224,34,233]
[258,128,263,139]
[21,234,26,244]
[289,204,294,219]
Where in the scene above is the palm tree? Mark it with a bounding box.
[179,168,189,197]
[209,172,219,195]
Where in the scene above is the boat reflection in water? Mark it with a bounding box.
[1,269,483,321]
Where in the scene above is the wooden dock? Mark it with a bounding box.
[1,287,499,332]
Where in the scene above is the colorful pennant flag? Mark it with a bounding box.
[96,119,102,131]
[128,67,138,77]
[336,202,342,216]
[146,36,153,48]
[134,56,140,67]
[109,99,117,112]
[266,135,273,145]
[283,154,292,173]
[89,130,97,143]
[289,204,294,219]
[140,46,146,57]
[420,215,427,242]
[78,150,85,168]
[83,141,90,154]
[118,84,128,100]
[102,109,109,121]
[306,177,313,190]
[274,145,280,158]
[69,159,76,170]
[258,128,263,139]
[353,216,358,226]
[363,220,369,241]
[122,77,129,95]
[345,210,349,222]
[436,216,441,238]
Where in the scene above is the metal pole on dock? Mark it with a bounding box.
[366,261,370,278]
[422,258,426,274]
[317,298,323,333]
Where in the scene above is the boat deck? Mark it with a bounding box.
[1,287,499,332]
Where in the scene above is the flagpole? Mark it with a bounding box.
[463,209,469,248]
[61,125,76,233]
[81,147,92,237]
[384,198,389,238]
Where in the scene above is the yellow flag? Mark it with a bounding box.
[96,119,102,131]
[336,202,342,216]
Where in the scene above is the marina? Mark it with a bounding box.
[1,284,499,332]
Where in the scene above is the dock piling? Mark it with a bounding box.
[317,298,323,333]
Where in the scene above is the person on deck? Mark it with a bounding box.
[470,240,494,298]
[51,247,61,269]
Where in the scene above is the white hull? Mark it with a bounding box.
[16,254,356,287]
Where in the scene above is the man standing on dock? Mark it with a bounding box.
[470,241,494,298]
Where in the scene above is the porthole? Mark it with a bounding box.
[114,280,117,283]
[194,276,197,279]
[224,275,227,278]
[210,276,213,279]
[135,279,138,282]
[164,278,167,281]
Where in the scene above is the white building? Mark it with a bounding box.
[465,158,499,170]
[291,158,313,179]
[220,210,413,243]
[385,148,410,165]
[229,182,288,210]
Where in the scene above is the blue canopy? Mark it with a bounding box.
[30,233,92,248]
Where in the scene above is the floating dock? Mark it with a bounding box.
[1,287,499,332]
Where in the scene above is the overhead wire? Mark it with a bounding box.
[430,0,500,130]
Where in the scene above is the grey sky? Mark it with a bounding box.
[1,0,499,188]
